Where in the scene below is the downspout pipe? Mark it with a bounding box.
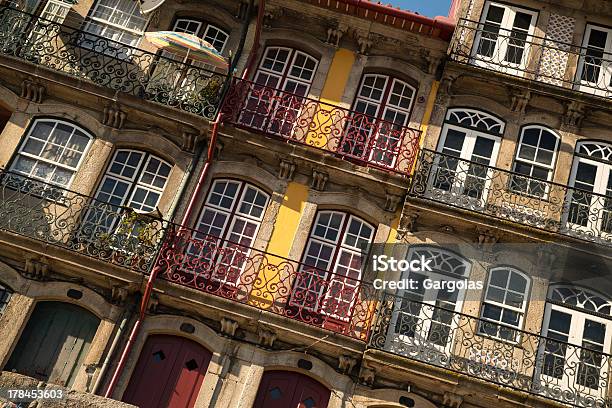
[102,1,257,396]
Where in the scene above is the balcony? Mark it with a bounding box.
[450,19,612,99]
[154,225,377,340]
[0,169,165,273]
[221,77,422,176]
[0,6,226,118]
[369,292,611,408]
[410,149,612,247]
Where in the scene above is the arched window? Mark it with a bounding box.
[160,18,228,64]
[566,140,612,236]
[82,149,171,239]
[82,0,148,48]
[186,179,270,285]
[578,24,612,96]
[292,211,375,317]
[9,118,93,189]
[340,73,416,167]
[195,179,269,244]
[479,267,530,341]
[430,108,504,205]
[510,126,559,197]
[239,47,319,135]
[538,285,612,402]
[0,282,11,314]
[388,247,471,355]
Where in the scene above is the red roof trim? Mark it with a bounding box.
[307,0,455,41]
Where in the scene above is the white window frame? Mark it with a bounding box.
[428,109,504,210]
[577,25,612,97]
[472,1,538,76]
[346,74,416,168]
[510,125,560,199]
[83,0,149,48]
[293,211,375,320]
[10,118,93,189]
[478,267,530,343]
[192,179,270,285]
[535,285,612,402]
[239,47,319,135]
[564,141,612,240]
[386,247,471,356]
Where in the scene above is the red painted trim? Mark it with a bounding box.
[305,0,455,40]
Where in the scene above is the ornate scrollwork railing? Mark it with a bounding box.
[410,149,612,246]
[220,77,422,176]
[154,224,378,339]
[0,6,227,118]
[0,170,166,272]
[450,18,612,99]
[369,292,611,408]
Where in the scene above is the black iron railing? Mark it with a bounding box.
[0,170,166,272]
[450,19,612,99]
[410,149,612,246]
[369,292,611,408]
[0,6,227,118]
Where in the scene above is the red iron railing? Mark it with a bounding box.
[154,225,377,340]
[221,77,422,176]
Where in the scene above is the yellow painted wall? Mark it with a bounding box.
[265,181,309,258]
[418,80,440,147]
[304,48,356,149]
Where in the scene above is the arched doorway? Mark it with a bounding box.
[5,301,100,387]
[122,334,212,408]
[253,370,330,408]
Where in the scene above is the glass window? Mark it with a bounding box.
[341,74,416,167]
[189,179,270,285]
[239,47,319,135]
[83,149,171,237]
[510,126,559,197]
[567,141,612,236]
[538,286,612,402]
[82,0,148,48]
[479,267,530,341]
[291,211,375,319]
[473,2,538,73]
[578,25,612,96]
[10,119,92,188]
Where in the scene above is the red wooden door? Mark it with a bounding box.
[123,335,212,408]
[253,371,330,408]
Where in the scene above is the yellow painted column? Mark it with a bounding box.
[418,80,440,147]
[320,48,356,103]
[265,181,309,258]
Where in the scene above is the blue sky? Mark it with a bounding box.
[389,0,451,17]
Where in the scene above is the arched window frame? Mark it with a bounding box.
[509,125,560,198]
[537,284,612,396]
[351,73,416,125]
[188,179,270,286]
[9,118,93,189]
[166,18,229,55]
[293,210,375,317]
[566,140,612,236]
[253,46,319,94]
[82,0,149,49]
[430,108,505,204]
[479,266,531,342]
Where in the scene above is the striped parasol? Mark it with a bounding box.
[144,31,228,69]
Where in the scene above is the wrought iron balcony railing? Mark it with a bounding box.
[410,149,612,246]
[221,77,422,176]
[0,169,166,273]
[450,19,612,99]
[0,6,226,118]
[369,292,611,408]
[154,224,377,340]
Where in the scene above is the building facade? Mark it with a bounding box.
[0,0,609,407]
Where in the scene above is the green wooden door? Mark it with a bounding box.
[6,301,100,387]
